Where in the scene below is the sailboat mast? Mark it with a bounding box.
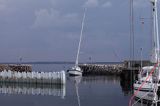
[150,0,159,64]
[75,8,86,66]
[150,0,159,102]
[154,0,159,63]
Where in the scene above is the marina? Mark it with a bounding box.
[0,64,130,106]
[0,63,154,106]
[0,0,160,105]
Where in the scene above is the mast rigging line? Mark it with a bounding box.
[130,0,135,66]
[75,8,87,66]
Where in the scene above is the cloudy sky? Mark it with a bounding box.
[0,0,159,62]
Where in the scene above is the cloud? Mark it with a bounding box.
[0,0,152,62]
[32,8,79,28]
[102,1,112,8]
[84,0,99,8]
[83,0,113,8]
[50,0,58,8]
[32,9,55,28]
[0,0,7,11]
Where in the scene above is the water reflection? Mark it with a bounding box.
[0,82,65,98]
[82,75,120,84]
[120,70,137,96]
[120,76,133,96]
[68,76,82,106]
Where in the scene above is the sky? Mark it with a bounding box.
[0,0,159,63]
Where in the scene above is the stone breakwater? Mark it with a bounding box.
[0,64,32,72]
[79,64,124,75]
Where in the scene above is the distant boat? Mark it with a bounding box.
[67,8,86,76]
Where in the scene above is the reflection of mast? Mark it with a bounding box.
[74,76,82,106]
[70,76,82,106]
[75,82,81,106]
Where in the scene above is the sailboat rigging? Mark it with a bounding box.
[75,8,86,67]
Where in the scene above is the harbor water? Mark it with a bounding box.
[0,63,149,106]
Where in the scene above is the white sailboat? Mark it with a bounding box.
[68,9,86,76]
[133,0,160,103]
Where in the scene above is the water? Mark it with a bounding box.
[0,64,147,106]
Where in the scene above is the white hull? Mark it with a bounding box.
[134,82,160,102]
[68,70,82,76]
[134,90,158,102]
[67,66,82,76]
[134,82,155,92]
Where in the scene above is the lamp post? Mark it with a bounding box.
[140,48,143,70]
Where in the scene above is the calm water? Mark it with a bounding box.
[0,64,152,106]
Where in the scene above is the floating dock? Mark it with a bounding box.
[0,70,66,85]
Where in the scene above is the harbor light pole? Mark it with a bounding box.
[140,48,143,70]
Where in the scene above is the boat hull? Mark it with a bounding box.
[134,90,157,101]
[67,66,82,76]
[68,70,82,76]
[133,82,160,102]
[134,82,154,92]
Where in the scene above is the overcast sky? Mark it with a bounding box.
[0,0,159,62]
